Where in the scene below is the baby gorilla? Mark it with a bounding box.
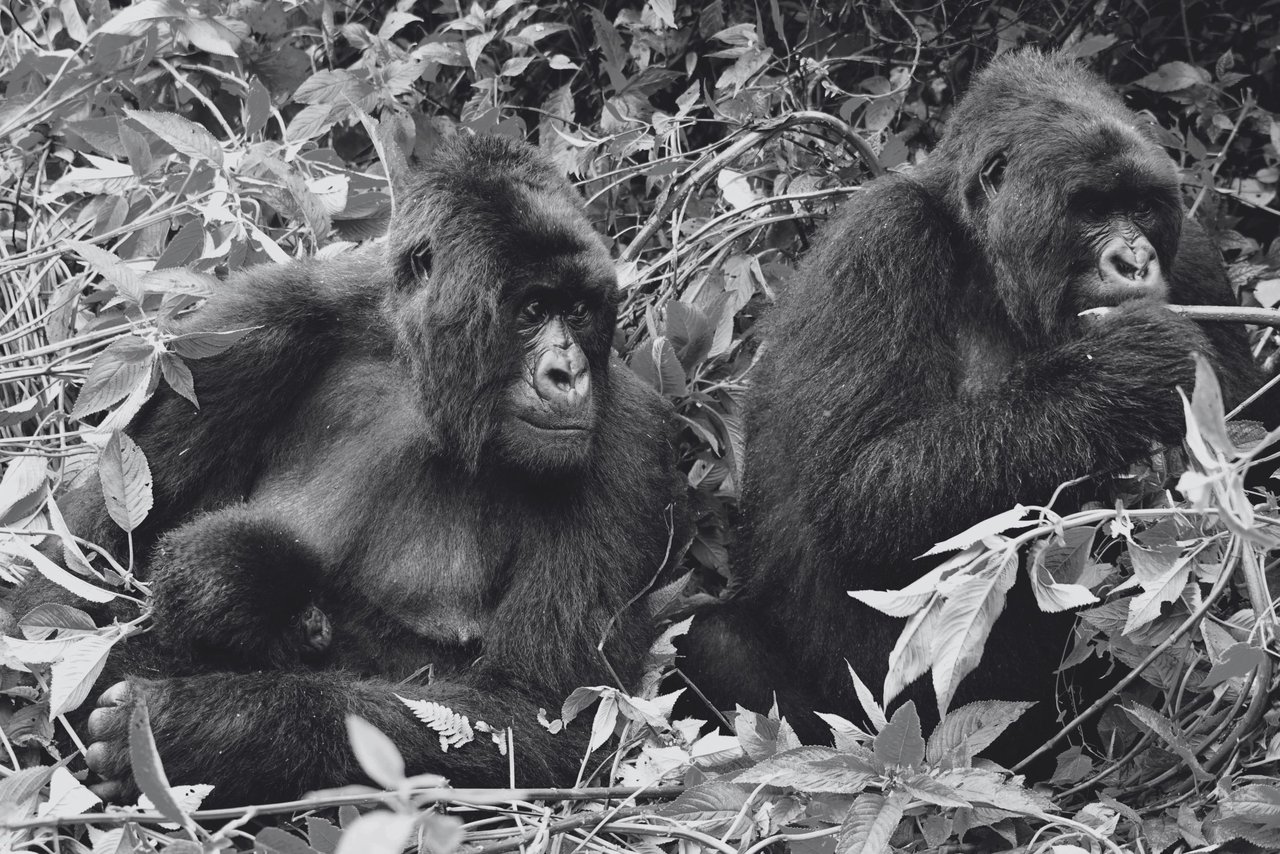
[149,509,333,672]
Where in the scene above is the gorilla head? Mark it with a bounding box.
[933,53,1186,339]
[389,137,620,473]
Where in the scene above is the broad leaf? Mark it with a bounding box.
[346,715,405,790]
[70,335,154,420]
[925,701,1034,767]
[922,505,1032,556]
[100,431,153,532]
[835,790,908,854]
[50,632,118,715]
[333,811,415,854]
[124,109,223,167]
[129,697,192,830]
[736,746,875,794]
[931,552,1017,717]
[873,701,924,770]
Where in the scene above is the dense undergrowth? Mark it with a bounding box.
[1,1,1280,852]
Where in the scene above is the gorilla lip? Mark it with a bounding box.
[518,416,591,432]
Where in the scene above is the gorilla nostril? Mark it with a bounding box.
[545,367,573,391]
[1112,256,1138,279]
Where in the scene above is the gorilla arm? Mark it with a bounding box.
[754,177,1210,575]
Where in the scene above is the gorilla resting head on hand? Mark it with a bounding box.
[679,49,1272,766]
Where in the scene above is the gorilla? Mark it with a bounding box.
[679,50,1272,762]
[11,135,687,805]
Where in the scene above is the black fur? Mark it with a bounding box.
[680,51,1271,762]
[13,136,687,805]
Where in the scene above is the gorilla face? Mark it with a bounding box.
[965,109,1186,337]
[498,290,607,473]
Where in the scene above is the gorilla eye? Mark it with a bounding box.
[979,152,1006,201]
[567,302,590,323]
[410,246,433,279]
[521,299,545,322]
[1132,199,1153,216]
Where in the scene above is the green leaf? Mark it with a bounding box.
[1214,784,1280,848]
[174,17,240,57]
[845,664,887,732]
[345,715,406,790]
[245,77,272,136]
[900,772,970,808]
[154,219,204,269]
[18,603,96,640]
[50,632,118,716]
[287,103,339,143]
[128,697,193,830]
[168,327,257,359]
[98,0,185,36]
[65,240,144,304]
[873,701,924,770]
[1122,703,1212,781]
[925,701,1034,767]
[0,538,114,604]
[0,765,54,816]
[100,431,153,532]
[835,790,908,854]
[158,353,198,408]
[656,781,750,824]
[256,827,322,854]
[1134,61,1209,92]
[884,595,941,706]
[0,455,46,521]
[665,301,713,371]
[1028,527,1100,613]
[70,335,154,420]
[931,552,1017,716]
[588,8,628,91]
[1203,642,1267,687]
[935,767,1053,814]
[124,109,223,167]
[306,817,342,854]
[734,705,781,762]
[735,746,876,794]
[1122,548,1192,634]
[922,505,1031,556]
[629,337,687,397]
[333,811,415,854]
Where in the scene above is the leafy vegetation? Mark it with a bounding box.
[1,1,1279,851]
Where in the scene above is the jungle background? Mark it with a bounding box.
[2,0,1280,852]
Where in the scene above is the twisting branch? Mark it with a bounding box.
[1170,304,1280,328]
[620,111,882,263]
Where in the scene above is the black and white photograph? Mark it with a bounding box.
[0,1,1277,851]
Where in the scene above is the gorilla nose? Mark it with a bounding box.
[1101,237,1161,289]
[535,347,590,409]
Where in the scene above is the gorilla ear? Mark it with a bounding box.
[979,152,1007,201]
[410,245,433,280]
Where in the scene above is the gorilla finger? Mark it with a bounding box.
[87,704,128,740]
[96,681,133,707]
[85,739,129,779]
[88,778,128,803]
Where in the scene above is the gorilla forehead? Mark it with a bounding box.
[393,135,612,289]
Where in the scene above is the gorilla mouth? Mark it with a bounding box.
[518,416,591,433]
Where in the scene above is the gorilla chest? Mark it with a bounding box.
[250,461,505,647]
[954,324,1018,396]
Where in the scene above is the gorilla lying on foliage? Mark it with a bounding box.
[680,50,1273,762]
[14,135,687,805]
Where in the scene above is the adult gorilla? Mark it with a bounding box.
[18,135,687,805]
[680,51,1271,757]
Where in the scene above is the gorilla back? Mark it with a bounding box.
[14,135,687,805]
[680,50,1270,763]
